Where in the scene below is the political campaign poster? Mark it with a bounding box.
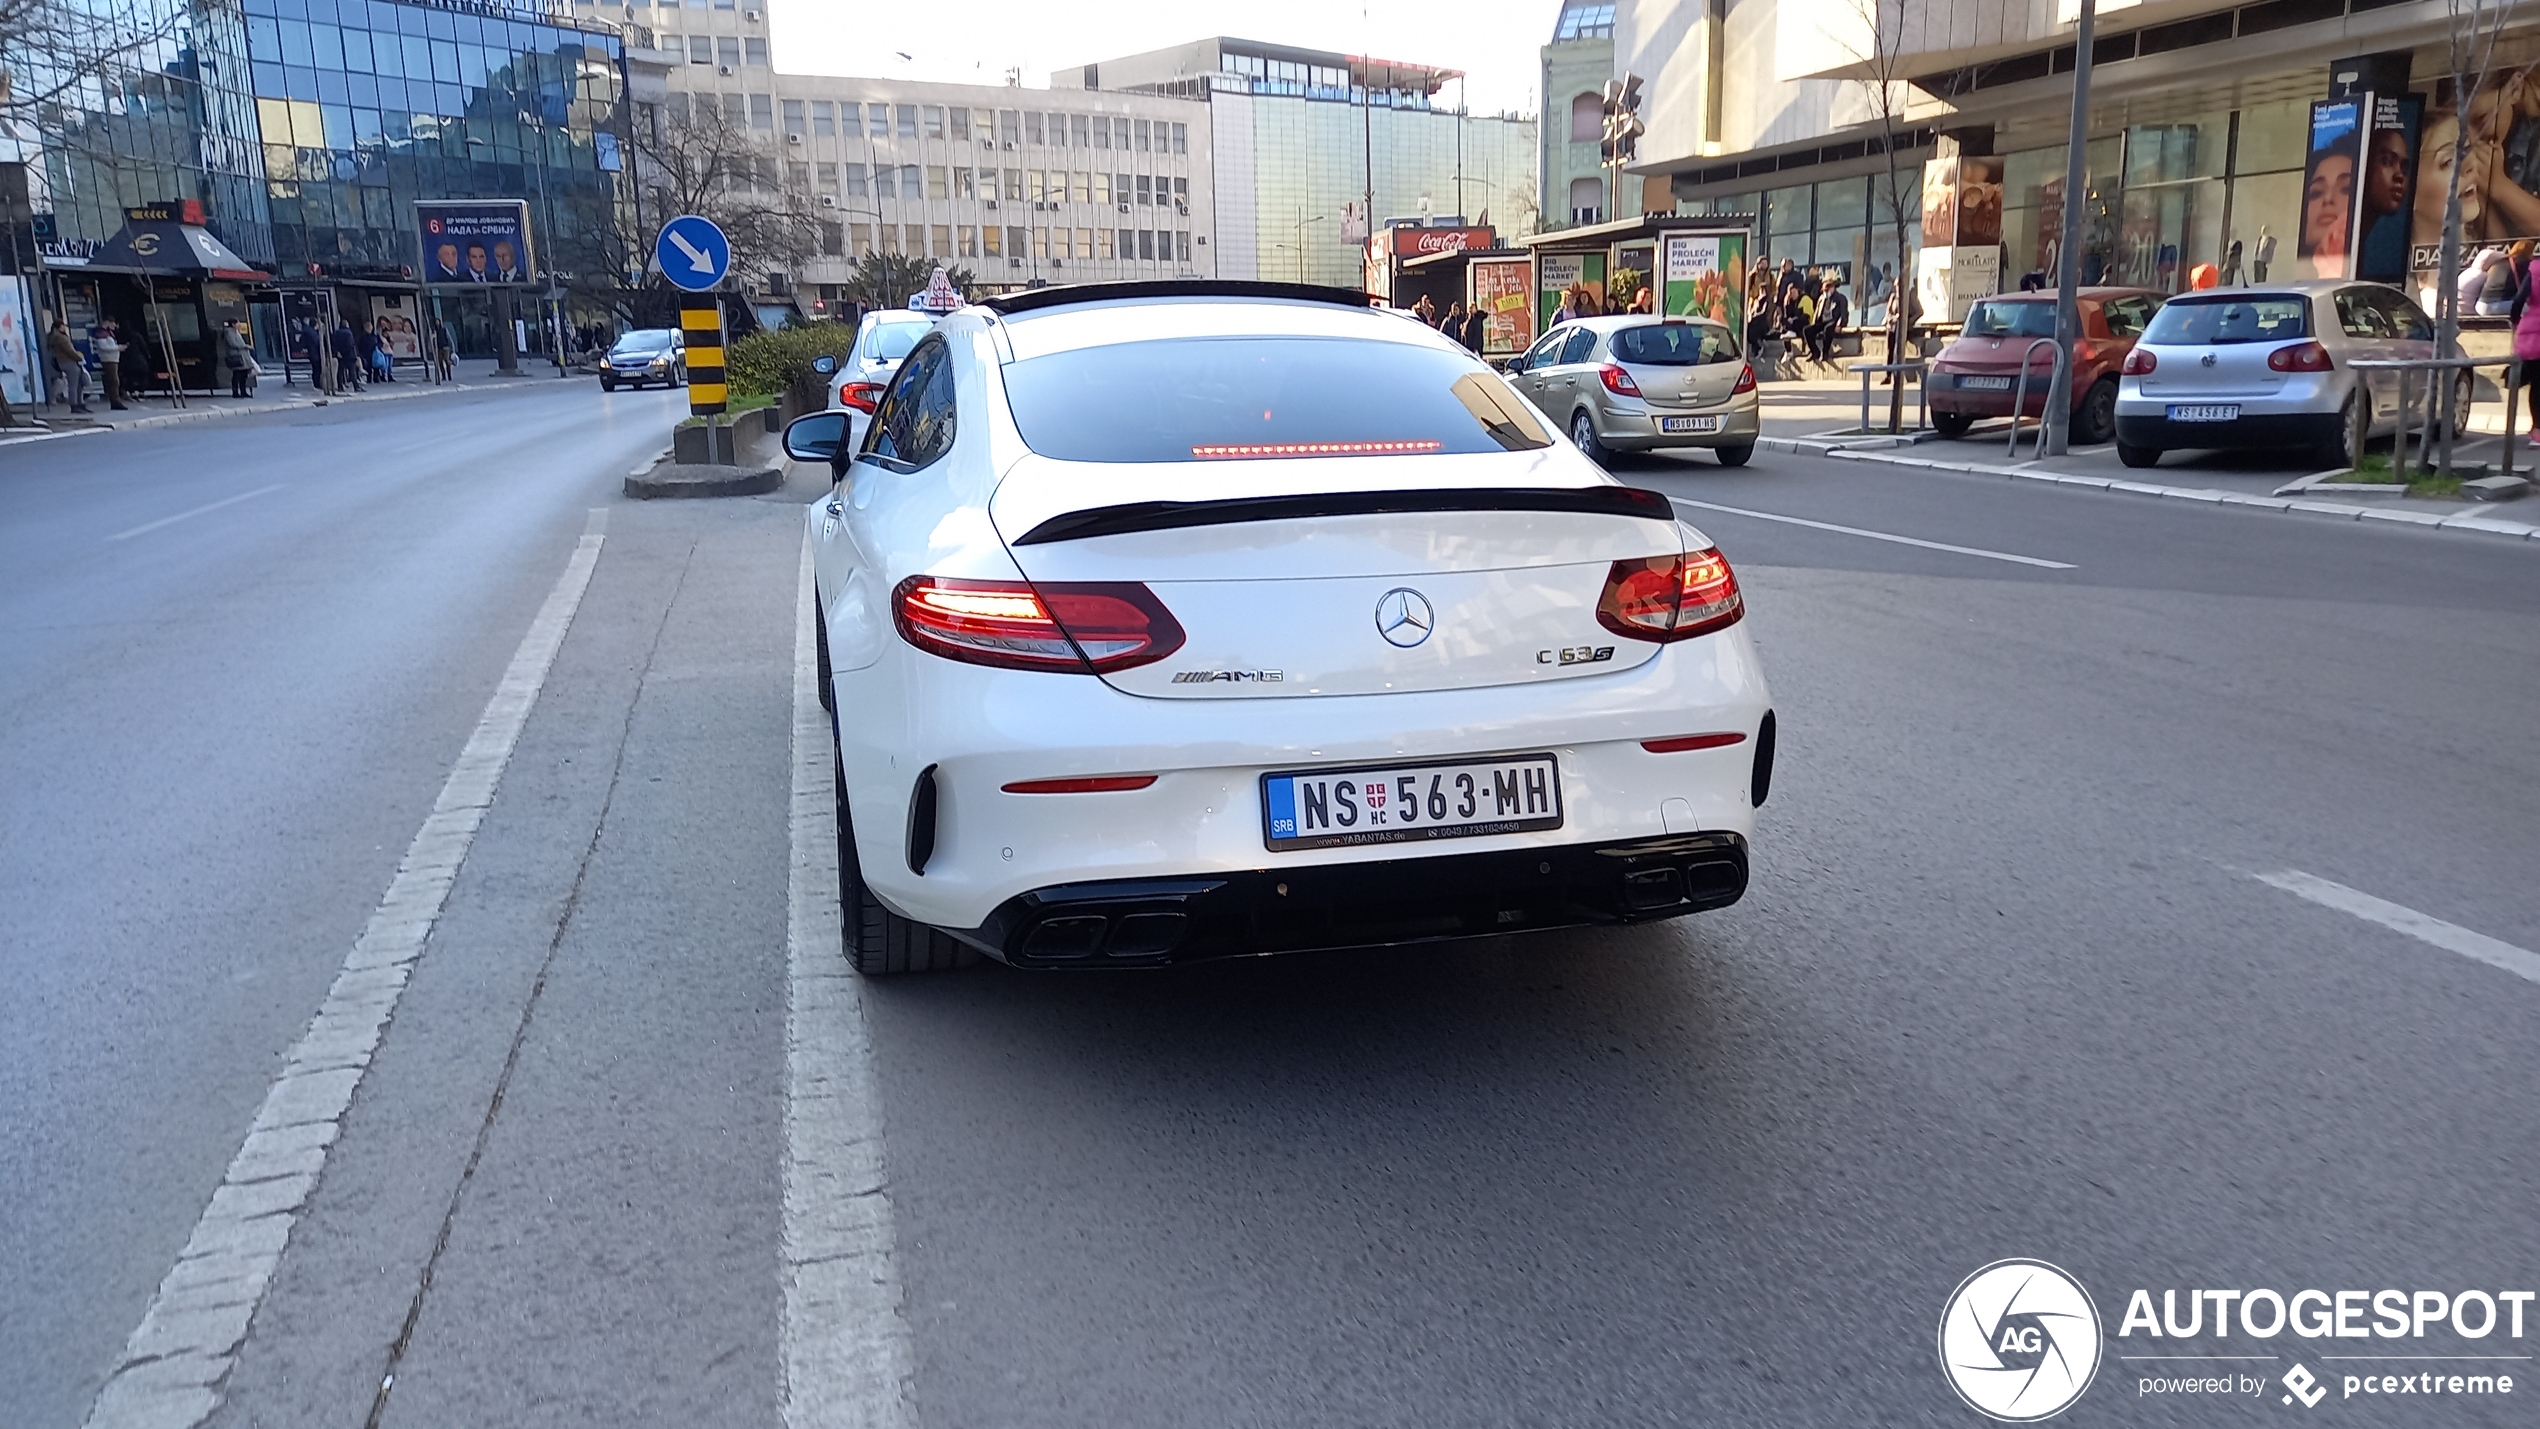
[417,200,535,285]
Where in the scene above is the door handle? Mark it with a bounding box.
[825,497,844,519]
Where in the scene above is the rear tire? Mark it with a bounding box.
[835,736,976,975]
[1932,411,1975,438]
[1570,410,1612,467]
[1713,442,1754,467]
[2315,393,2362,470]
[2116,440,2161,469]
[2074,377,2119,446]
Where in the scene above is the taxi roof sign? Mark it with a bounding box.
[909,266,963,314]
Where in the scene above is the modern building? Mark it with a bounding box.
[620,0,1214,309]
[1618,0,2540,323]
[5,0,634,364]
[1058,37,1537,289]
[1541,0,1619,229]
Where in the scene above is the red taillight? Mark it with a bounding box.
[1641,732,1749,753]
[1599,363,1642,396]
[1001,774,1159,793]
[1596,547,1743,643]
[1730,363,1757,395]
[838,381,885,413]
[892,577,1185,673]
[2122,347,2157,376]
[2268,340,2334,372]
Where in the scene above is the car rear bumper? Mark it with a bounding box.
[1594,397,1761,451]
[955,830,1750,966]
[2114,411,2341,450]
[1928,373,2065,417]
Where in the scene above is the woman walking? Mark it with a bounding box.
[221,320,256,398]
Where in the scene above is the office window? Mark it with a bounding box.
[1092,116,1111,149]
[869,103,889,134]
[927,165,947,199]
[949,108,969,141]
[1026,169,1044,202]
[819,220,842,255]
[1173,176,1187,210]
[1138,228,1153,259]
[978,168,998,201]
[717,35,740,66]
[760,156,781,189]
[1073,170,1091,202]
[851,223,872,255]
[932,224,952,255]
[1060,227,1079,258]
[811,100,833,136]
[1008,225,1027,256]
[665,92,689,126]
[975,108,995,141]
[1176,229,1190,261]
[1134,119,1150,151]
[896,104,915,137]
[881,224,900,254]
[743,36,766,65]
[783,99,803,133]
[1093,172,1112,203]
[1097,229,1115,259]
[787,160,808,189]
[1000,110,1020,145]
[723,92,747,124]
[873,164,894,198]
[902,164,921,196]
[1034,226,1049,258]
[1025,112,1044,145]
[841,101,860,136]
[955,167,975,198]
[845,162,867,195]
[657,31,679,54]
[983,225,1001,256]
[816,161,836,186]
[1049,112,1068,146]
[1072,114,1090,146]
[687,35,710,63]
[1172,122,1186,154]
[905,223,925,254]
[925,106,945,138]
[1118,227,1135,258]
[1116,171,1131,203]
[750,93,772,129]
[1004,167,1022,199]
[1136,174,1151,205]
[959,226,978,256]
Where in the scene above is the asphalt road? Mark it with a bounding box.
[4,394,2536,1428]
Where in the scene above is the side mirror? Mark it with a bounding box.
[810,354,837,375]
[1505,355,1527,373]
[785,411,849,464]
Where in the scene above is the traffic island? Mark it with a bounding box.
[624,459,782,499]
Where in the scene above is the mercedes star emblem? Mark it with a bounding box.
[1375,588,1435,648]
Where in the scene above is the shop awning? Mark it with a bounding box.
[85,213,268,281]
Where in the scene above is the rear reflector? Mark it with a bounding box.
[893,576,1186,673]
[1641,732,1748,753]
[1596,547,1745,643]
[1001,775,1160,794]
[1191,440,1444,460]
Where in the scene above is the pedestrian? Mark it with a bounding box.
[330,320,362,392]
[1412,294,1438,327]
[1461,303,1488,354]
[1629,286,1654,314]
[434,319,455,382]
[369,321,396,383]
[45,317,89,414]
[1552,285,1581,325]
[1442,299,1466,337]
[1811,283,1849,365]
[92,318,130,410]
[221,320,256,398]
[2514,258,2540,446]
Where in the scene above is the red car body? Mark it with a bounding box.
[1927,288,2163,443]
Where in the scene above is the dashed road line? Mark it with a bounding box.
[1669,496,2078,569]
[82,510,608,1429]
[2253,869,2540,986]
[106,485,286,542]
[783,533,918,1429]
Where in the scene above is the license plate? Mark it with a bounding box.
[1261,754,1563,851]
[2167,403,2240,422]
[1659,415,1722,434]
[1959,375,2015,390]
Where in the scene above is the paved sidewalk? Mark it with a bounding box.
[1753,372,2540,544]
[0,360,588,446]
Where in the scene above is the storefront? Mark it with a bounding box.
[1363,223,1500,308]
[67,203,273,396]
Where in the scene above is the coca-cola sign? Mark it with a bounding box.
[1397,227,1494,257]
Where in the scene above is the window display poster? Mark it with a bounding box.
[1661,231,1750,345]
[2407,60,2540,268]
[1469,256,1534,356]
[2353,95,2422,281]
[2301,100,2361,279]
[0,277,39,406]
[1536,253,1607,327]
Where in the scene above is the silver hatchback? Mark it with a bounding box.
[1504,315,1761,466]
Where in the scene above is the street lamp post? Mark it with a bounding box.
[1292,211,1327,283]
[2041,0,2097,455]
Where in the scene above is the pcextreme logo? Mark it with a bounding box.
[1938,1259,2104,1421]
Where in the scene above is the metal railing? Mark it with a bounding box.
[1847,360,1927,435]
[2006,338,2064,460]
[2345,355,2517,485]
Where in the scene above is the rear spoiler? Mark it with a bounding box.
[1012,485,1678,546]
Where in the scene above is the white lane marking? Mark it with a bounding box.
[83,510,608,1429]
[2254,869,2540,986]
[1669,497,2078,568]
[784,534,918,1429]
[106,484,286,542]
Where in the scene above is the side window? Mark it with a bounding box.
[1698,326,1739,363]
[904,343,958,468]
[1559,326,1598,365]
[2377,289,2433,341]
[1523,327,1567,369]
[860,339,939,467]
[2101,296,2153,339]
[2333,290,2387,339]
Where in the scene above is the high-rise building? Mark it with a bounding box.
[1059,37,1537,289]
[1542,1,1619,229]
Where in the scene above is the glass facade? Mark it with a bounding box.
[1238,96,1535,288]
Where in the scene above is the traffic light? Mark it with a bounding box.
[1600,74,1645,165]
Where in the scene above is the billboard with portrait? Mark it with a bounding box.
[2407,60,2540,269]
[2355,95,2422,282]
[416,200,535,286]
[2301,101,2361,279]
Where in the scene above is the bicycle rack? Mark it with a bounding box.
[2007,337,2064,460]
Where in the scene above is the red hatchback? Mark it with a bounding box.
[1927,288,2162,444]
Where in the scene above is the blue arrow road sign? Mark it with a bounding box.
[655,215,731,292]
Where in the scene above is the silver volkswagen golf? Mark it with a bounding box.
[1504,315,1761,466]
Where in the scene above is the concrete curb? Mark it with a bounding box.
[48,376,545,435]
[624,461,783,499]
[1809,445,2540,543]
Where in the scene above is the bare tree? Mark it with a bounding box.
[838,251,975,312]
[1837,0,1922,433]
[2427,0,2517,471]
[628,102,818,300]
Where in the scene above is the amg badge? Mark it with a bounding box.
[1172,669,1285,684]
[1538,645,1616,666]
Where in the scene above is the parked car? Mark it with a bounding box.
[828,308,937,427]
[2113,280,2447,469]
[1926,288,2162,444]
[597,329,684,391]
[1505,315,1760,467]
[783,281,1773,971]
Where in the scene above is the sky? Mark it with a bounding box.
[770,0,1569,118]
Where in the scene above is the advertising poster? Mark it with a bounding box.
[1536,252,1607,328]
[2301,100,2360,280]
[1923,155,2005,249]
[1660,231,1750,345]
[416,200,535,285]
[1468,256,1533,356]
[2354,95,2422,281]
[0,276,39,406]
[2407,60,2540,270]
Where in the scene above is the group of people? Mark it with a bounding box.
[1749,258,1855,366]
[287,315,454,393]
[1546,283,1655,325]
[1406,293,1492,353]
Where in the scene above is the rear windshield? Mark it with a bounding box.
[611,330,674,354]
[864,322,926,361]
[1002,337,1553,463]
[2141,296,2311,345]
[1961,301,2058,338]
[1610,322,1739,366]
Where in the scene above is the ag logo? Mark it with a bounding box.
[1938,1259,2103,1421]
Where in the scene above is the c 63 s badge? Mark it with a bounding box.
[1540,645,1615,666]
[1172,669,1284,684]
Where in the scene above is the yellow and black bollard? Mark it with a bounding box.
[681,294,727,417]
